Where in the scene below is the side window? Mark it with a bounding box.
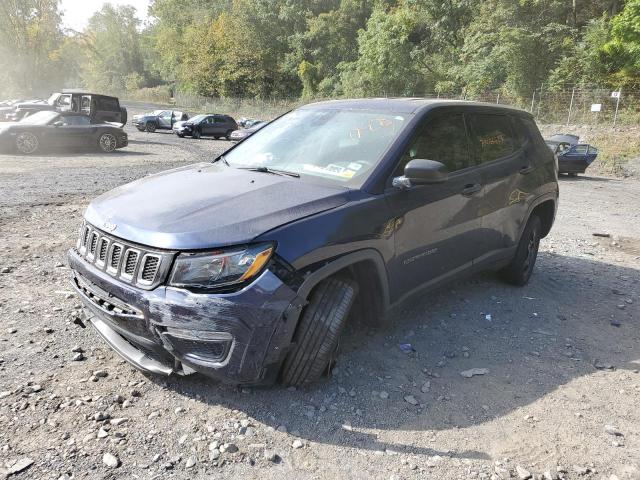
[160,111,172,120]
[80,96,91,114]
[569,145,588,155]
[62,115,90,126]
[469,114,517,164]
[97,97,119,111]
[214,116,226,124]
[57,94,72,111]
[396,113,472,175]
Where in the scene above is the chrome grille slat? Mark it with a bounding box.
[75,222,171,290]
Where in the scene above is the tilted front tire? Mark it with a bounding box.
[192,129,201,139]
[281,277,358,387]
[500,215,541,286]
[145,122,156,133]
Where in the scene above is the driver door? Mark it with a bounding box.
[48,115,92,147]
[384,111,484,299]
[158,111,172,129]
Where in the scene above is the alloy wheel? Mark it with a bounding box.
[99,133,117,153]
[16,132,39,154]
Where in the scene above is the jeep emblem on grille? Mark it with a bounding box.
[103,220,117,232]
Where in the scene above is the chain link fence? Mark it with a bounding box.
[172,88,639,127]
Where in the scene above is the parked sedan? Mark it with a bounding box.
[229,121,266,142]
[0,111,128,154]
[174,114,238,139]
[545,134,598,176]
[132,110,188,133]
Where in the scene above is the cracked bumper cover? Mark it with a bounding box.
[67,249,304,385]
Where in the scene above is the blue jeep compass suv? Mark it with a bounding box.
[68,99,558,386]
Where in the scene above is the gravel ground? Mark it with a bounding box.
[0,117,639,480]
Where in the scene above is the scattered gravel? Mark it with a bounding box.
[0,114,638,479]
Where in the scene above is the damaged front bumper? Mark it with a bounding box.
[68,249,304,385]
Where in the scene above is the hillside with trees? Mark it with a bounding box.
[0,0,638,104]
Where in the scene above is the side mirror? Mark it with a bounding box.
[393,159,449,189]
[53,121,64,127]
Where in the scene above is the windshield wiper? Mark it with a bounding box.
[214,155,229,166]
[238,166,300,178]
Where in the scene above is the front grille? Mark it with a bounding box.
[123,250,139,276]
[110,245,122,268]
[75,221,175,290]
[140,256,160,282]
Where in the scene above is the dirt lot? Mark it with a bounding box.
[0,118,639,480]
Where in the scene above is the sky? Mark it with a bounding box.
[59,0,151,32]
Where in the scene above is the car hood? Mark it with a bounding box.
[15,102,53,110]
[173,121,187,129]
[84,162,350,250]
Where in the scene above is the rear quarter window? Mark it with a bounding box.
[97,97,119,111]
[468,114,517,164]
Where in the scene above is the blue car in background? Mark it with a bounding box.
[545,134,598,176]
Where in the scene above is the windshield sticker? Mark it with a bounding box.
[303,164,356,179]
[348,162,363,171]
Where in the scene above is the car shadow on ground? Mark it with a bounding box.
[559,174,618,182]
[152,252,639,460]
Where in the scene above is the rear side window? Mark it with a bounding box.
[97,97,119,111]
[398,113,472,174]
[469,114,517,164]
[62,115,90,126]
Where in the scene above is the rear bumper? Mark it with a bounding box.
[68,249,303,385]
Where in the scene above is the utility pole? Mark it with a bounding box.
[613,87,622,127]
[567,88,575,126]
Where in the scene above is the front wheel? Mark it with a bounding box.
[500,215,541,286]
[145,122,157,133]
[192,129,201,139]
[98,133,117,153]
[281,277,358,387]
[15,132,39,154]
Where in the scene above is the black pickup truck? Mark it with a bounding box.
[5,91,127,126]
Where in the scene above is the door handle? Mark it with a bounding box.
[519,165,534,175]
[461,183,482,196]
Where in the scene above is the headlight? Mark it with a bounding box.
[169,243,274,289]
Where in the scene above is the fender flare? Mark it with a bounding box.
[296,249,391,312]
[519,191,558,241]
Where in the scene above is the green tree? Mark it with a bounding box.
[82,4,147,94]
[0,0,66,96]
[600,0,640,87]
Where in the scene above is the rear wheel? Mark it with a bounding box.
[98,133,117,153]
[225,130,233,140]
[281,277,358,387]
[145,122,157,133]
[500,215,541,286]
[15,132,39,154]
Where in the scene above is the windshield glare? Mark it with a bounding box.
[20,111,59,125]
[224,109,407,186]
[189,114,207,123]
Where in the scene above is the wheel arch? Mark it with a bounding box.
[529,197,556,238]
[296,249,390,324]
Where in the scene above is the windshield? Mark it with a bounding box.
[189,114,207,123]
[19,111,60,125]
[47,93,60,105]
[224,108,408,187]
